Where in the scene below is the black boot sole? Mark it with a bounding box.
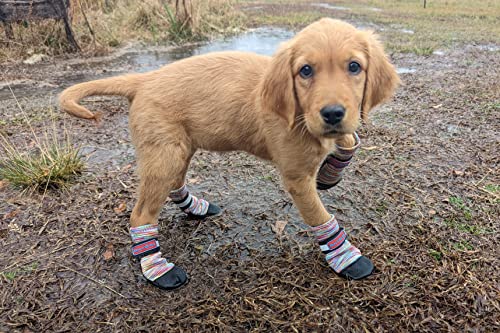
[336,256,375,280]
[186,202,222,219]
[317,179,341,191]
[146,265,189,290]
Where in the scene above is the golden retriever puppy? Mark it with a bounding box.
[59,18,399,290]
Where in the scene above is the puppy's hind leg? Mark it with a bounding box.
[129,143,192,290]
[168,161,222,219]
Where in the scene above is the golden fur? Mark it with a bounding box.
[59,18,400,228]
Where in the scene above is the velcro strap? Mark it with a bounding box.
[172,192,190,205]
[319,229,347,253]
[132,239,160,258]
[179,196,193,210]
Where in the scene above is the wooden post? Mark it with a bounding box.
[62,14,79,51]
[424,0,427,9]
[1,0,79,49]
[51,0,80,51]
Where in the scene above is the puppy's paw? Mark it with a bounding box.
[335,133,356,149]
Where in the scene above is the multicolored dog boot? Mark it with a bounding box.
[130,224,188,290]
[312,215,374,280]
[317,132,361,190]
[169,184,221,218]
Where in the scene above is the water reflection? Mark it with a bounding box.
[126,27,294,73]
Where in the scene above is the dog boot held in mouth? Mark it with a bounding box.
[169,184,221,218]
[317,132,361,190]
[130,224,188,290]
[312,215,374,280]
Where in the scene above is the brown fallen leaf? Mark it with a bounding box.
[0,180,8,190]
[114,202,127,214]
[103,244,114,261]
[3,209,20,220]
[271,220,288,237]
[362,146,380,151]
[452,170,464,176]
[121,163,133,171]
[188,177,200,184]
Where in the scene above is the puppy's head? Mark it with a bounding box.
[260,18,400,139]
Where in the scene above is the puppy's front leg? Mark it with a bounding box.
[316,132,361,190]
[283,174,331,227]
[282,174,374,280]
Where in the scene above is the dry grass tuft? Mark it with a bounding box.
[0,133,83,192]
[0,95,83,193]
[0,0,244,62]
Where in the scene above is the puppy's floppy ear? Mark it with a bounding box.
[259,43,296,128]
[361,32,400,120]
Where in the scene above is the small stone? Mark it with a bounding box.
[23,54,48,65]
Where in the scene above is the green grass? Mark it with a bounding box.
[375,200,388,215]
[428,249,442,261]
[393,45,435,56]
[1,262,39,282]
[163,3,194,42]
[444,218,487,235]
[251,11,324,27]
[2,271,17,281]
[245,0,500,55]
[484,184,499,193]
[449,196,472,220]
[452,241,474,251]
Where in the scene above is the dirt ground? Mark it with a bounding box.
[1,2,499,332]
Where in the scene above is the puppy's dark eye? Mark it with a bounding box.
[348,61,361,75]
[299,65,314,79]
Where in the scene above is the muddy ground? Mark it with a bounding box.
[1,2,499,333]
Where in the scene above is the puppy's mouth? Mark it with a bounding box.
[322,125,349,137]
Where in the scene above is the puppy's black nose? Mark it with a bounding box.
[320,105,345,126]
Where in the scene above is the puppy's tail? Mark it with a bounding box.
[58,73,144,122]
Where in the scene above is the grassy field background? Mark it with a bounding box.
[1,0,499,62]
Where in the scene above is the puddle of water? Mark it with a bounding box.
[400,29,415,34]
[474,44,500,52]
[446,125,460,135]
[397,67,417,74]
[80,145,135,167]
[244,6,263,11]
[0,28,294,100]
[312,3,350,11]
[128,27,294,73]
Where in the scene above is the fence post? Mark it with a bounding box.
[55,0,80,51]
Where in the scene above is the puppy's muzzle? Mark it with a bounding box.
[320,104,345,126]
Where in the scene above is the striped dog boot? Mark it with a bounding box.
[130,224,188,290]
[317,132,361,190]
[312,215,374,280]
[169,184,221,218]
